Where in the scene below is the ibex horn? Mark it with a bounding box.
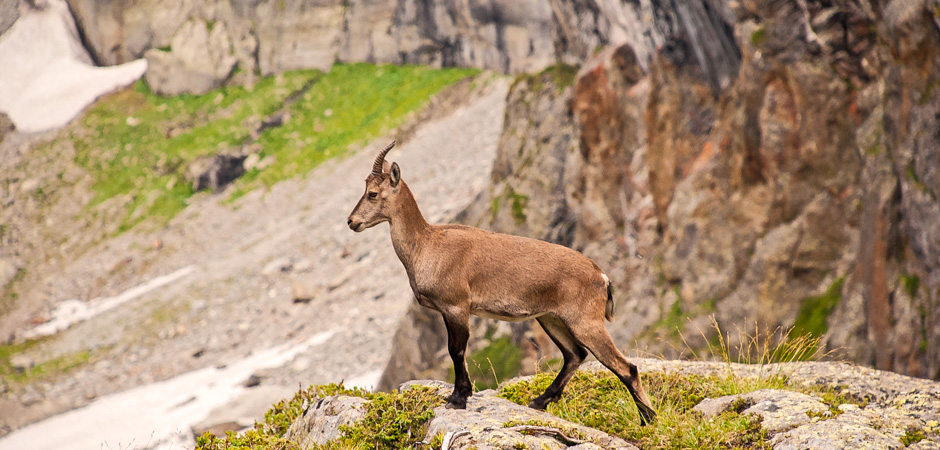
[372,140,396,175]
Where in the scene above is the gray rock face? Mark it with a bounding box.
[285,395,369,449]
[694,389,830,433]
[143,18,238,96]
[63,0,740,86]
[381,0,940,382]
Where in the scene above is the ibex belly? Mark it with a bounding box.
[469,295,547,322]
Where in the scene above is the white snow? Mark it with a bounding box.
[0,330,337,450]
[0,0,147,132]
[23,266,196,340]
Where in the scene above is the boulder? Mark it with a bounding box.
[285,395,369,448]
[185,152,246,192]
[144,18,238,96]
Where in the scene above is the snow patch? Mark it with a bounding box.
[24,266,196,340]
[0,330,337,450]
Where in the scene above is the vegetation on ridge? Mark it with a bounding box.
[195,326,859,450]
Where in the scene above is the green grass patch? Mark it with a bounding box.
[67,63,477,234]
[72,71,319,231]
[196,383,444,450]
[791,277,845,339]
[901,273,920,299]
[500,370,775,449]
[241,63,478,189]
[0,339,92,385]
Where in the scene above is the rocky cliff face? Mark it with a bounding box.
[63,0,741,94]
[379,0,940,388]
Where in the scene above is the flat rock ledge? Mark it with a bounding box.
[285,360,940,449]
[589,359,940,449]
[286,379,637,450]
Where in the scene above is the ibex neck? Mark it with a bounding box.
[389,182,430,270]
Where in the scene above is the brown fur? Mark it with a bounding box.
[347,143,656,423]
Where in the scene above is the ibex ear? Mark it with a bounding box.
[389,162,401,188]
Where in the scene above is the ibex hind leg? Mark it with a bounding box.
[441,311,472,409]
[529,315,588,410]
[568,324,657,425]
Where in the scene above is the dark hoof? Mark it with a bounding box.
[445,400,467,410]
[638,406,657,426]
[527,400,546,410]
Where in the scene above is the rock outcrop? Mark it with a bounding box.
[381,0,940,388]
[143,18,238,96]
[286,360,940,449]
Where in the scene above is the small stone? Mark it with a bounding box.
[839,403,860,412]
[244,374,262,388]
[243,153,261,171]
[10,354,34,373]
[262,257,293,275]
[291,277,322,303]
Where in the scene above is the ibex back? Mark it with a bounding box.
[347,141,657,424]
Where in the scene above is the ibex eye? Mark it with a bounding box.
[368,192,378,199]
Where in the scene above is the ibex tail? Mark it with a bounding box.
[603,273,614,321]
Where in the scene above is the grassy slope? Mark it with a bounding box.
[68,63,478,233]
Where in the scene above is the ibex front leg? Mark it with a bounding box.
[441,309,472,409]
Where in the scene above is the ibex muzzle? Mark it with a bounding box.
[347,141,657,424]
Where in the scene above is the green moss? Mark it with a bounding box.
[901,273,921,298]
[511,64,579,93]
[337,386,445,450]
[791,277,845,339]
[509,191,529,224]
[537,64,578,89]
[901,426,926,446]
[750,27,768,46]
[490,196,501,223]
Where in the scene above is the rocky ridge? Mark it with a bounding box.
[286,360,940,449]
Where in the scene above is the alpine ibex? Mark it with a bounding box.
[347,141,657,424]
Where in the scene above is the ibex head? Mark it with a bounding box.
[347,141,401,232]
